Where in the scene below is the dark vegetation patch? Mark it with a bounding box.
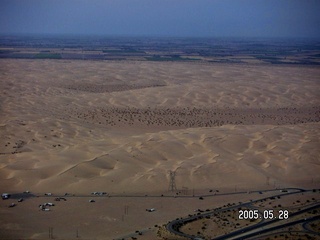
[34,53,62,59]
[68,106,320,129]
[103,48,145,54]
[0,50,15,54]
[1,35,319,65]
[255,55,320,65]
[145,55,198,62]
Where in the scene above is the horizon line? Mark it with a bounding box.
[0,32,320,41]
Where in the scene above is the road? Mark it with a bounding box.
[4,187,319,239]
[215,204,320,240]
[165,188,320,240]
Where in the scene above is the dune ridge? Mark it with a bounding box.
[0,59,319,195]
[1,121,319,194]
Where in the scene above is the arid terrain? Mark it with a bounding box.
[0,49,319,239]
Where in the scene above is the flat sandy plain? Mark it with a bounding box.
[0,59,319,239]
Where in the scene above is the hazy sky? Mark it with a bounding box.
[1,0,319,38]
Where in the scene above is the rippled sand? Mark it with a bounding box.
[0,59,319,238]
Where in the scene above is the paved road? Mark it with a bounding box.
[11,187,303,199]
[4,187,318,239]
[165,188,319,240]
[233,215,320,240]
[215,204,320,240]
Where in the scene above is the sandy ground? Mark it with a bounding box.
[0,59,319,239]
[0,191,278,239]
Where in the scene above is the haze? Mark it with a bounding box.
[1,0,320,38]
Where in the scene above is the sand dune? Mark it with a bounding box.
[1,121,319,194]
[1,59,320,239]
[1,59,320,195]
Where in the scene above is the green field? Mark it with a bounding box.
[34,53,62,59]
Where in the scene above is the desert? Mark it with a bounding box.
[1,0,320,238]
[0,52,320,239]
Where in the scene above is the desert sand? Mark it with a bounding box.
[0,59,319,239]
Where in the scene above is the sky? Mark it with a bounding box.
[0,0,320,38]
